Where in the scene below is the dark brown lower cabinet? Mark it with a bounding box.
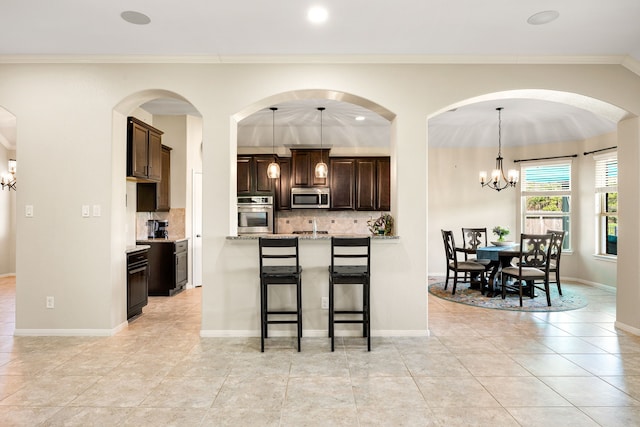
[137,239,188,296]
[127,249,149,319]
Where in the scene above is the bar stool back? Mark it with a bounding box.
[328,236,371,352]
[259,237,303,352]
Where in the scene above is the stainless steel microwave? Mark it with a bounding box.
[291,187,330,209]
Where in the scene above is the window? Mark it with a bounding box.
[521,161,571,250]
[595,153,617,256]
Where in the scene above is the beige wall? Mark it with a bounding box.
[0,62,638,335]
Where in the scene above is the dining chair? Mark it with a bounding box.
[328,236,371,352]
[546,229,566,296]
[461,227,492,291]
[442,230,487,295]
[500,233,553,307]
[259,237,303,352]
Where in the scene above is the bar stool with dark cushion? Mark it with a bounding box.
[328,236,371,352]
[259,237,303,352]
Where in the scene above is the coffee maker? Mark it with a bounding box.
[147,219,169,239]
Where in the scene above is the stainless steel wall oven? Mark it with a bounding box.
[237,195,274,234]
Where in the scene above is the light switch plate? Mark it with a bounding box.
[92,204,101,217]
[82,205,90,217]
[25,205,34,217]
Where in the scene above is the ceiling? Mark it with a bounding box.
[1,1,639,150]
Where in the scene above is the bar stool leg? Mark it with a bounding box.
[329,277,335,352]
[260,279,265,352]
[297,277,302,352]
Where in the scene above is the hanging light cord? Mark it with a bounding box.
[270,107,277,157]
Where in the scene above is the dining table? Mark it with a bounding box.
[475,243,520,297]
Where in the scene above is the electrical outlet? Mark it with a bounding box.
[321,297,329,309]
[46,296,54,309]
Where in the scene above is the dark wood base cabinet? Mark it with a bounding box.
[127,249,149,319]
[137,239,188,296]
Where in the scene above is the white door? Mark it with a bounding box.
[192,170,203,287]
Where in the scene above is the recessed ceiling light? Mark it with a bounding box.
[355,116,365,121]
[527,10,559,25]
[307,6,329,24]
[121,10,151,25]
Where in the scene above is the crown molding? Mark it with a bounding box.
[0,54,631,66]
[622,55,640,77]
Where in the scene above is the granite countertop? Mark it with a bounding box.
[126,245,151,254]
[136,237,189,243]
[227,234,399,241]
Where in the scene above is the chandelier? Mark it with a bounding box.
[1,159,16,191]
[479,107,519,191]
[266,107,280,179]
[314,107,328,178]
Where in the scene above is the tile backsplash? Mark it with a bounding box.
[136,208,185,240]
[275,210,391,235]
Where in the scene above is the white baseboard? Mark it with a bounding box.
[0,273,16,278]
[14,321,128,337]
[614,321,640,336]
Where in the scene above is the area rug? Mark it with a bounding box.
[428,281,588,312]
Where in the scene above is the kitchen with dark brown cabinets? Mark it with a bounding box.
[237,148,392,236]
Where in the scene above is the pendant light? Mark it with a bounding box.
[314,107,328,179]
[479,107,519,191]
[266,107,280,179]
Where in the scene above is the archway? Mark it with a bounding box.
[426,89,630,303]
[230,89,398,236]
[113,89,203,323]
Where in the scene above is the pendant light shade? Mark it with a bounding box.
[315,107,328,179]
[267,107,280,179]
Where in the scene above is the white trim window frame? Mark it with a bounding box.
[595,152,618,257]
[520,160,572,250]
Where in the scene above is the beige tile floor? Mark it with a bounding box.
[1,274,639,426]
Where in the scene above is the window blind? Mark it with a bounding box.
[595,154,618,193]
[521,162,571,193]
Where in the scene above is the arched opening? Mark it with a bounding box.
[0,106,17,332]
[230,89,398,236]
[427,89,631,299]
[113,89,203,324]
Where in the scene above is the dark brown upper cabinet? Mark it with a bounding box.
[356,157,390,211]
[237,155,276,195]
[329,158,356,210]
[275,157,292,210]
[291,149,330,188]
[137,145,171,212]
[127,116,163,182]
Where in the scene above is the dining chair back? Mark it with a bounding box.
[500,233,553,307]
[259,237,303,352]
[442,230,486,295]
[328,236,371,352]
[546,229,566,296]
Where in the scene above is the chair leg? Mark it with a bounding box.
[518,280,523,307]
[297,278,302,352]
[329,277,335,352]
[366,280,371,351]
[260,280,266,352]
[501,273,507,300]
[555,270,562,296]
[444,269,450,290]
[452,271,458,295]
[545,280,552,306]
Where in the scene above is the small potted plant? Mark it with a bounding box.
[492,226,511,245]
[367,214,394,236]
